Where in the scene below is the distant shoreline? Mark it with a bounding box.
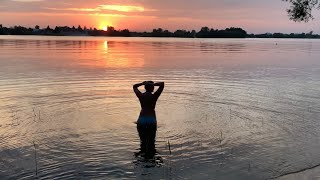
[1,25,320,39]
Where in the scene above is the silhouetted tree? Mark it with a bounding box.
[283,0,320,22]
[120,29,130,37]
[10,26,33,35]
[35,25,40,30]
[0,24,4,35]
[107,26,115,32]
[174,30,190,37]
[191,30,196,37]
[197,27,211,38]
[54,26,60,33]
[77,25,83,32]
[201,27,210,33]
[196,27,247,38]
[163,30,172,37]
[306,30,314,38]
[152,28,165,37]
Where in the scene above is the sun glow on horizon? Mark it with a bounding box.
[99,21,112,31]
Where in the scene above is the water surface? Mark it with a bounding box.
[0,36,319,179]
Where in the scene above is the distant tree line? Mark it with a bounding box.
[0,24,319,38]
[136,27,247,38]
[248,31,320,38]
[0,24,131,37]
[0,24,247,38]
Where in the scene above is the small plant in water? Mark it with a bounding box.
[33,141,38,178]
[168,140,172,155]
[229,107,232,121]
[219,130,223,145]
[218,130,224,167]
[33,108,42,122]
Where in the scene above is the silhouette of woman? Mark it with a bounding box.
[133,81,164,156]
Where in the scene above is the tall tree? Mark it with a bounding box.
[283,0,320,22]
[77,25,83,31]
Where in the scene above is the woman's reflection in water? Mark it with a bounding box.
[136,122,157,158]
[134,124,164,168]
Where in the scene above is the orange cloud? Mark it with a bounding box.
[0,11,125,18]
[44,4,151,13]
[45,7,101,12]
[89,13,126,17]
[11,0,44,1]
[98,5,145,12]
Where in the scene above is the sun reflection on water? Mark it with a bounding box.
[65,40,145,69]
[104,40,108,53]
[101,41,145,68]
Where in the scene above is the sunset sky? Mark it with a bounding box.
[1,0,320,33]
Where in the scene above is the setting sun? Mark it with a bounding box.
[99,21,112,31]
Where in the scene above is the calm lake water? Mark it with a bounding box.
[0,36,319,179]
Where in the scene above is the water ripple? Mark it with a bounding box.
[0,36,320,179]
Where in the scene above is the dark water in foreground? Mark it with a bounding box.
[0,36,319,179]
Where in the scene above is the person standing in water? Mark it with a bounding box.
[133,81,165,154]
